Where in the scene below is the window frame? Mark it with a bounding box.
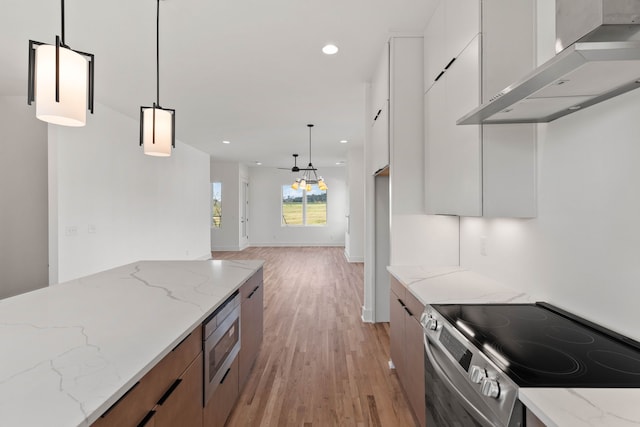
[281,184,327,227]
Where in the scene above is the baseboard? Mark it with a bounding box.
[343,249,364,263]
[195,253,213,260]
[250,243,345,248]
[211,245,243,251]
[361,306,374,323]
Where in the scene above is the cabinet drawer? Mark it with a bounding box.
[390,277,406,299]
[153,353,203,427]
[92,328,202,427]
[204,355,240,427]
[404,290,425,322]
[240,268,263,300]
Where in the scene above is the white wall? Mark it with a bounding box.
[460,3,640,341]
[345,146,365,262]
[49,103,211,283]
[0,96,49,299]
[211,161,242,251]
[248,167,347,246]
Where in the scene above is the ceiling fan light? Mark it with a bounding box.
[292,179,300,190]
[34,45,88,126]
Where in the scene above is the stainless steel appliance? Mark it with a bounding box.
[421,303,640,426]
[459,0,640,124]
[203,291,241,405]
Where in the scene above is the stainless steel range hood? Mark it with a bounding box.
[458,0,640,125]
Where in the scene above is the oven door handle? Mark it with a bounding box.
[424,335,495,427]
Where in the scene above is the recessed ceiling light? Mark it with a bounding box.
[222,140,231,144]
[322,44,339,55]
[336,161,345,165]
[340,140,348,144]
[255,161,262,166]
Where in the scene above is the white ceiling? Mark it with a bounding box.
[1,0,435,168]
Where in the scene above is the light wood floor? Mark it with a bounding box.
[212,247,417,427]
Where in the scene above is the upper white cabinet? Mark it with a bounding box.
[425,35,482,216]
[424,0,536,217]
[370,36,425,216]
[370,43,390,174]
[424,0,480,94]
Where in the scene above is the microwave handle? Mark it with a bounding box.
[424,336,494,427]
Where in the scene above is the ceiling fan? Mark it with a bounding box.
[277,153,300,172]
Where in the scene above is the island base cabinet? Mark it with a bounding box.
[204,356,240,427]
[92,329,202,427]
[239,267,264,390]
[153,353,203,427]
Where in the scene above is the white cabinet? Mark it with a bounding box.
[424,0,480,94]
[425,35,482,216]
[370,43,390,174]
[424,0,536,217]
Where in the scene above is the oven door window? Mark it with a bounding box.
[208,317,239,383]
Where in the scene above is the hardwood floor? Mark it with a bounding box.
[212,247,417,427]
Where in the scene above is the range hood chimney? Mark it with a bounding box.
[458,0,640,125]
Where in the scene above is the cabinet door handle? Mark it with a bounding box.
[171,332,191,352]
[157,379,182,406]
[248,285,260,299]
[434,70,445,82]
[137,410,156,427]
[404,306,414,317]
[374,109,382,121]
[444,57,457,70]
[397,298,406,307]
[220,367,232,384]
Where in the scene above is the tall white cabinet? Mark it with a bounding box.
[424,0,537,218]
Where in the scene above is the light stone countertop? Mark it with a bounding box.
[387,265,640,427]
[520,388,640,427]
[0,259,263,427]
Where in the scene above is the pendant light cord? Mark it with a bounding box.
[156,0,160,107]
[61,0,65,45]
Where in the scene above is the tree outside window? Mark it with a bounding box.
[282,184,327,226]
[212,182,222,228]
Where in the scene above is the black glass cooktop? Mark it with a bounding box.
[432,303,640,387]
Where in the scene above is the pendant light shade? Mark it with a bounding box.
[28,1,95,127]
[141,106,175,157]
[140,0,175,156]
[34,44,88,126]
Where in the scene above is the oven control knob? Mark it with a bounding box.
[469,365,486,384]
[425,318,438,331]
[480,378,500,399]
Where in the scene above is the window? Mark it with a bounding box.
[212,182,222,228]
[282,184,327,226]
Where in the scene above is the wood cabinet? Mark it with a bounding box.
[239,267,264,390]
[423,0,536,217]
[390,277,426,427]
[153,353,203,427]
[92,328,202,427]
[204,356,240,427]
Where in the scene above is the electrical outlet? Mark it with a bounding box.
[88,224,97,234]
[65,226,78,237]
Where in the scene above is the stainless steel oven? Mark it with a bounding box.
[422,307,522,427]
[422,302,640,427]
[203,291,241,405]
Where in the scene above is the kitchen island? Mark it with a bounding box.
[388,265,640,427]
[0,259,263,427]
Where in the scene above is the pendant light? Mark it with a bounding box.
[140,0,175,157]
[291,124,328,192]
[27,0,95,127]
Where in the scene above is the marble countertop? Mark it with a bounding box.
[0,259,263,427]
[387,265,532,305]
[387,265,640,427]
[520,388,640,427]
